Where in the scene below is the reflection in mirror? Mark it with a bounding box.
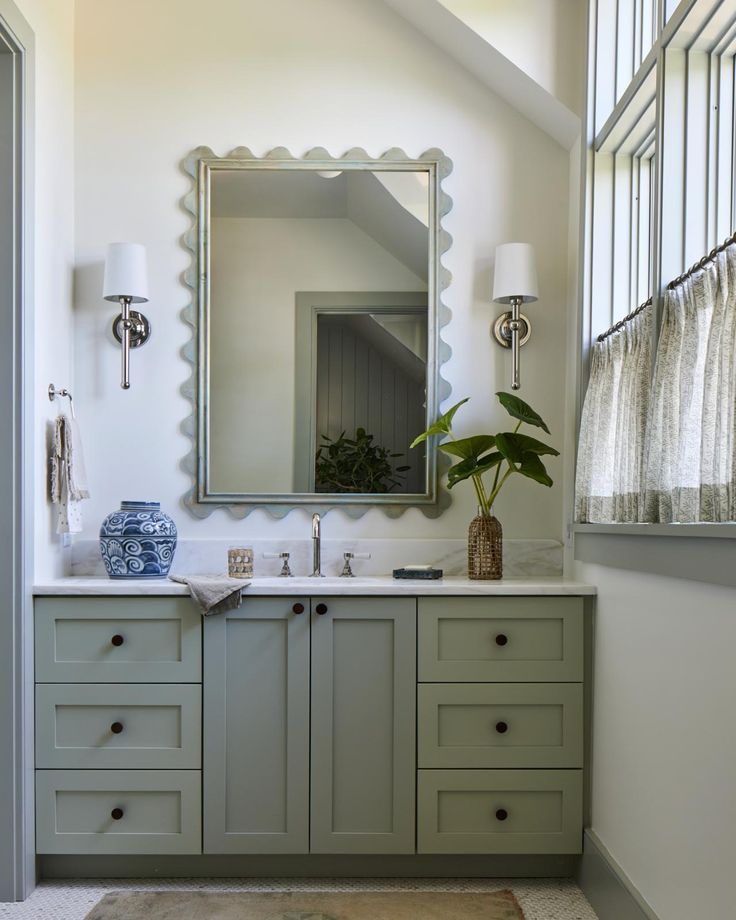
[207,167,431,496]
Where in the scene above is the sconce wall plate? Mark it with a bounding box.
[112,310,151,348]
[492,311,532,348]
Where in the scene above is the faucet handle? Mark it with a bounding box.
[262,552,292,577]
[340,552,371,577]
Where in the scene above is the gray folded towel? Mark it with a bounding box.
[169,574,250,617]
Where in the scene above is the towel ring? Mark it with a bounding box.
[48,383,76,420]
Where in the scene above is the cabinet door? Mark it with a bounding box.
[310,597,416,854]
[203,597,309,853]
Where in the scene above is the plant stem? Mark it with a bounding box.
[487,465,516,510]
[472,473,490,516]
[489,420,523,500]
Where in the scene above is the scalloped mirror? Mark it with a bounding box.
[182,147,453,518]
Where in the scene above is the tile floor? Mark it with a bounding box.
[0,877,599,919]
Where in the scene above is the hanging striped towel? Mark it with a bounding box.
[50,414,90,534]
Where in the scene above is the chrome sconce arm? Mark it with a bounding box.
[103,242,151,390]
[491,242,538,391]
[492,296,532,391]
[111,297,151,390]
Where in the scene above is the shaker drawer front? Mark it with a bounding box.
[35,770,202,854]
[418,683,583,769]
[35,598,201,683]
[35,684,201,769]
[418,597,583,682]
[417,769,582,854]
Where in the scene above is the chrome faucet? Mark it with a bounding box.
[309,512,324,577]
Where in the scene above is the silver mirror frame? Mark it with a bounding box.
[180,145,453,519]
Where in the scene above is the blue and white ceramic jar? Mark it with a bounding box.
[100,501,177,579]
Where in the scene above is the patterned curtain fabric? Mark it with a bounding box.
[642,246,736,522]
[575,308,652,523]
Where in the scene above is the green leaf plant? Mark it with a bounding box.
[315,428,410,494]
[410,392,559,516]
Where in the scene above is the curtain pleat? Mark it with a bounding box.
[575,308,652,523]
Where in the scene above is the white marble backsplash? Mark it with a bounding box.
[70,538,563,579]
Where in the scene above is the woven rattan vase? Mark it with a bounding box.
[468,513,503,580]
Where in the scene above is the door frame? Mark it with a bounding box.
[292,291,427,491]
[0,0,35,901]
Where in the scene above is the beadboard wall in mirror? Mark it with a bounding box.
[182,147,453,518]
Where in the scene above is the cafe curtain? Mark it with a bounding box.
[575,307,652,523]
[642,246,736,522]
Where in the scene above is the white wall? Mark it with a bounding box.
[576,561,736,920]
[440,0,587,116]
[12,0,75,579]
[209,216,424,492]
[70,0,573,545]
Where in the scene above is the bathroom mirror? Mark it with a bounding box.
[182,146,452,518]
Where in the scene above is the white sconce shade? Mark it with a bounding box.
[103,242,149,303]
[492,242,538,304]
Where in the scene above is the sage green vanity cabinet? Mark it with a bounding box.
[34,588,589,862]
[34,597,202,855]
[203,596,416,855]
[310,597,416,854]
[203,597,310,854]
[416,596,585,855]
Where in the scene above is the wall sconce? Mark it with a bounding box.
[103,242,150,390]
[491,242,538,391]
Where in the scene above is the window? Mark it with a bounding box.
[575,0,736,580]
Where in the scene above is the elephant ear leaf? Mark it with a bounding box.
[512,433,559,457]
[496,391,550,434]
[410,398,470,448]
[446,451,503,488]
[518,452,554,487]
[494,432,524,464]
[439,435,496,460]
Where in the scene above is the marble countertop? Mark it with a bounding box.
[33,576,596,596]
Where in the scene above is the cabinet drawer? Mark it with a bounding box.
[35,770,201,854]
[418,597,583,682]
[418,683,583,768]
[35,684,201,769]
[35,597,202,683]
[417,769,582,854]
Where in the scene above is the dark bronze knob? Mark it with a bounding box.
[495,633,508,646]
[495,808,508,821]
[292,603,305,615]
[495,720,508,734]
[111,634,124,647]
[315,603,328,615]
[111,807,124,820]
[110,722,124,734]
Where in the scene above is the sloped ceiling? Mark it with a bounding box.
[381,0,580,149]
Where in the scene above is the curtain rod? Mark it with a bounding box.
[595,230,736,343]
[596,297,652,343]
[667,231,736,291]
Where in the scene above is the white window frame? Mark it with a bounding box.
[574,0,736,584]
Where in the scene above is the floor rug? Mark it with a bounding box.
[83,890,525,920]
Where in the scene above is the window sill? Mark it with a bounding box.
[573,523,736,587]
[574,522,736,538]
